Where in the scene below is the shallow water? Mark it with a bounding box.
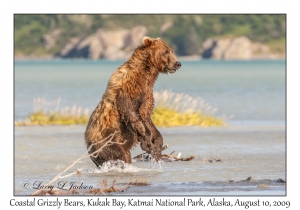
[15,124,285,195]
[14,60,286,195]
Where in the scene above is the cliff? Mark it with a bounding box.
[16,27,285,60]
[14,15,286,60]
[201,36,284,60]
[59,26,147,60]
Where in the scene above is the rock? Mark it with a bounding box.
[86,34,105,60]
[59,26,147,60]
[59,37,81,57]
[160,21,173,33]
[257,184,269,188]
[202,38,231,59]
[42,29,63,50]
[251,42,271,54]
[201,36,283,60]
[223,36,252,60]
[245,176,254,181]
[277,178,286,183]
[124,26,148,52]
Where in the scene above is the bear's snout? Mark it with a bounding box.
[168,61,181,73]
[175,61,181,69]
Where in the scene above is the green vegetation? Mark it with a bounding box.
[15,97,91,125]
[152,106,224,127]
[15,91,225,127]
[15,111,89,126]
[15,106,224,127]
[14,14,286,57]
[152,90,225,127]
[266,37,286,54]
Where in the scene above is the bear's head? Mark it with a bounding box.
[142,36,181,74]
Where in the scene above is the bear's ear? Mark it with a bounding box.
[142,36,153,47]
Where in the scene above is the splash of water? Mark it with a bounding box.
[81,159,163,174]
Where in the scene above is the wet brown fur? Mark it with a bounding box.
[85,37,180,167]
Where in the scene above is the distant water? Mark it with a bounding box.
[14,59,285,125]
[14,59,286,195]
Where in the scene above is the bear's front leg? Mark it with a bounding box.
[143,120,163,161]
[139,134,163,161]
[116,90,154,154]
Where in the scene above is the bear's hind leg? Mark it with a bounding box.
[106,144,132,164]
[89,143,131,167]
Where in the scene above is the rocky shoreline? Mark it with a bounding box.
[15,26,285,61]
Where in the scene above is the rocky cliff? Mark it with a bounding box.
[201,36,284,60]
[37,28,284,60]
[59,26,147,60]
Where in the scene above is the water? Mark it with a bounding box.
[14,59,286,195]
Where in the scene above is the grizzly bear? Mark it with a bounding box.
[84,36,181,167]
